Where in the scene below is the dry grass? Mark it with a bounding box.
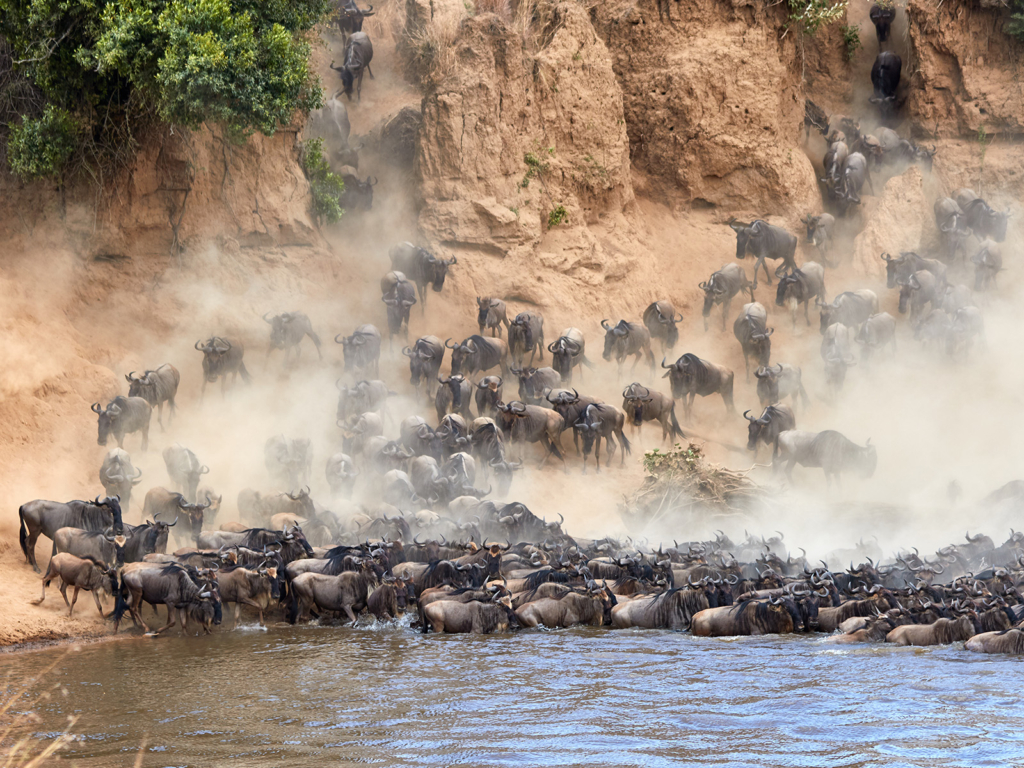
[407,6,468,85]
[0,652,76,768]
[476,0,513,19]
[365,0,408,50]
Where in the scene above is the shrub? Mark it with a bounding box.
[787,0,848,36]
[7,105,78,179]
[547,204,567,228]
[1008,0,1024,42]
[840,23,860,60]
[301,137,345,224]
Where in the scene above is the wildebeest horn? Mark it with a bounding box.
[661,357,673,369]
[195,340,205,351]
[743,410,755,421]
[262,312,273,323]
[601,319,612,330]
[445,338,457,349]
[91,403,103,413]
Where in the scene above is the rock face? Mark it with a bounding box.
[414,3,634,260]
[591,0,822,214]
[906,0,1024,137]
[851,166,926,278]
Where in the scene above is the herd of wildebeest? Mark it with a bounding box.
[12,3,1024,657]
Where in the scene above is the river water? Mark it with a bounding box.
[3,623,1023,767]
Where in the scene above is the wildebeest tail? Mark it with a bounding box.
[285,580,299,624]
[18,507,28,558]
[669,406,685,440]
[581,355,596,369]
[798,376,810,407]
[618,429,632,456]
[238,361,252,384]
[112,576,130,629]
[308,329,323,350]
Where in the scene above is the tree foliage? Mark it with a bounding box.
[301,137,345,224]
[787,0,847,36]
[0,0,330,179]
[1008,0,1024,42]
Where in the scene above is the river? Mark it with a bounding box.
[3,623,1022,767]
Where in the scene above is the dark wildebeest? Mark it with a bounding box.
[265,435,313,490]
[775,430,877,487]
[34,553,117,617]
[869,2,895,43]
[775,262,826,327]
[447,335,509,378]
[854,312,897,361]
[548,327,588,382]
[511,366,561,404]
[115,562,222,636]
[601,319,655,375]
[339,171,377,211]
[423,595,519,634]
[195,337,251,397]
[572,402,631,473]
[92,396,151,451]
[818,290,878,333]
[733,302,773,379]
[336,324,382,377]
[508,312,545,367]
[291,564,378,623]
[325,452,358,498]
[934,197,971,261]
[335,0,375,44]
[125,364,179,428]
[381,271,417,345]
[330,31,374,101]
[162,443,208,502]
[971,239,1003,291]
[643,301,683,353]
[880,251,947,289]
[55,518,171,566]
[409,455,455,505]
[897,270,939,321]
[691,596,804,636]
[477,297,509,337]
[955,188,1010,243]
[754,364,808,411]
[474,376,503,417]
[744,404,796,459]
[99,448,142,512]
[835,153,873,213]
[403,335,444,397]
[946,306,985,358]
[545,388,600,455]
[870,51,901,118]
[435,375,473,422]
[874,127,935,170]
[389,241,457,306]
[821,322,856,395]
[216,563,281,628]
[495,402,565,465]
[263,312,322,363]
[700,264,754,331]
[19,496,123,572]
[611,588,709,630]
[621,383,685,444]
[142,488,207,544]
[800,214,837,267]
[400,416,444,461]
[661,354,735,421]
[729,219,798,289]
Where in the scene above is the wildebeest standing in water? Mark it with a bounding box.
[337,324,382,377]
[263,312,322,363]
[330,31,374,101]
[381,271,417,346]
[733,302,773,379]
[92,396,152,451]
[195,336,251,397]
[389,241,457,307]
[643,300,683,353]
[728,219,798,289]
[99,448,143,512]
[870,51,902,120]
[125,364,179,428]
[661,353,735,421]
[700,264,754,331]
[869,2,895,44]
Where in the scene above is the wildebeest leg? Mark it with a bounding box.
[92,590,105,617]
[761,258,772,287]
[140,421,149,451]
[343,604,358,624]
[685,393,695,421]
[721,297,731,331]
[233,602,241,629]
[240,597,266,626]
[68,586,82,617]
[366,63,374,79]
[57,579,70,610]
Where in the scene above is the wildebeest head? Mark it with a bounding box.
[424,250,457,291]
[573,411,603,456]
[195,337,233,382]
[438,374,467,410]
[896,274,921,314]
[880,252,898,289]
[754,365,782,404]
[548,336,582,378]
[818,300,836,334]
[775,272,801,307]
[91,401,123,446]
[700,276,726,318]
[446,338,476,375]
[800,215,820,244]
[601,319,631,361]
[173,494,210,539]
[477,297,500,329]
[869,2,895,42]
[621,383,652,425]
[264,313,292,350]
[337,328,377,370]
[750,327,773,365]
[728,219,757,259]
[382,293,415,334]
[743,409,771,451]
[125,371,156,400]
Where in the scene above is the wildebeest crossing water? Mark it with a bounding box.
[5,626,1023,767]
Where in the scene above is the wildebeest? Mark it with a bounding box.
[92,396,151,451]
[954,189,1010,243]
[142,488,206,543]
[381,271,417,344]
[19,496,123,572]
[339,171,377,211]
[946,306,985,358]
[265,435,313,490]
[745,404,795,459]
[821,322,856,394]
[733,302,773,378]
[822,139,849,196]
[99,449,142,512]
[263,312,322,363]
[125,364,179,428]
[511,366,561,404]
[601,319,654,375]
[389,241,457,306]
[572,402,631,472]
[933,197,970,261]
[887,615,980,646]
[971,239,1002,291]
[474,376,503,417]
[423,595,518,634]
[34,553,117,617]
[700,264,754,331]
[291,565,377,623]
[621,383,685,444]
[507,312,545,367]
[336,324,382,377]
[435,375,473,422]
[447,335,509,378]
[611,588,709,630]
[818,290,878,333]
[477,297,509,337]
[775,430,877,487]
[728,219,798,288]
[495,402,565,464]
[335,0,375,43]
[216,563,280,628]
[306,88,359,167]
[800,214,837,267]
[854,312,897,361]
[869,2,896,43]
[115,562,222,635]
[325,452,358,498]
[330,31,374,101]
[870,51,901,118]
[834,153,873,212]
[775,262,826,327]
[897,270,939,321]
[754,364,808,411]
[940,283,974,315]
[881,251,947,289]
[548,328,588,382]
[874,127,935,170]
[661,353,735,420]
[403,335,444,396]
[966,629,1024,655]
[691,596,803,636]
[195,337,251,397]
[914,309,952,349]
[517,591,610,628]
[162,443,208,502]
[55,517,171,566]
[642,301,683,353]
[338,378,391,423]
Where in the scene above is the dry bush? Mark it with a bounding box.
[365,0,407,50]
[0,653,76,768]
[408,7,468,85]
[476,0,513,19]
